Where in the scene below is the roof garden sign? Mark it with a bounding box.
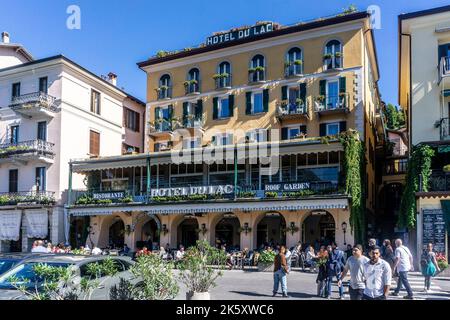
[206,22,274,46]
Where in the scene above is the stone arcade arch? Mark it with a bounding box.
[301,211,336,247]
[134,213,162,250]
[214,213,241,249]
[254,212,287,249]
[108,218,125,249]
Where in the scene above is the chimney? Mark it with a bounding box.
[107,72,117,86]
[2,31,10,44]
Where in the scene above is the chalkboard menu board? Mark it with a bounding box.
[422,209,446,254]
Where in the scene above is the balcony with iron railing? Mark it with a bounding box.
[9,92,58,118]
[440,118,450,141]
[314,93,350,115]
[439,56,450,82]
[383,158,408,175]
[0,140,55,163]
[184,81,200,95]
[0,191,56,206]
[214,74,232,90]
[156,87,172,100]
[248,69,265,83]
[420,171,450,192]
[284,64,303,77]
[276,100,309,120]
[182,115,205,130]
[148,119,174,136]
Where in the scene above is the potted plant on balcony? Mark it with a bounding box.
[293,59,303,65]
[257,250,276,272]
[323,53,333,60]
[178,240,224,300]
[183,79,198,87]
[334,52,343,58]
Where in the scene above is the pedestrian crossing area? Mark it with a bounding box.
[338,272,450,300]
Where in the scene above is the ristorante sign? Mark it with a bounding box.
[206,23,274,46]
[265,182,310,192]
[150,185,234,197]
[93,191,125,200]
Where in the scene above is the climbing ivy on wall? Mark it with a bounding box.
[398,144,435,228]
[339,129,365,243]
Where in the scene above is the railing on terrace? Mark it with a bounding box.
[215,75,232,89]
[70,180,345,206]
[276,101,308,117]
[383,158,408,175]
[185,82,200,95]
[10,92,58,112]
[0,140,55,158]
[0,191,56,206]
[182,117,204,129]
[248,70,265,83]
[420,171,450,192]
[440,118,450,141]
[284,64,302,77]
[315,93,349,112]
[149,119,173,133]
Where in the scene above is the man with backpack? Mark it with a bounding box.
[421,243,441,293]
[392,239,414,299]
[326,243,346,299]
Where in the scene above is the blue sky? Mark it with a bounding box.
[1,0,449,103]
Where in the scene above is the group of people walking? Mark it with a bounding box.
[272,239,442,300]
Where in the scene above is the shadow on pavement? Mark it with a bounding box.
[229,291,274,297]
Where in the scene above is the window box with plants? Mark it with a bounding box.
[155,85,171,100]
[248,66,265,83]
[213,73,231,89]
[257,250,276,272]
[184,80,200,95]
[284,60,303,77]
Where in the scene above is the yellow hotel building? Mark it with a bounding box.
[65,11,382,252]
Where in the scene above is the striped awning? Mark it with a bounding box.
[68,197,349,216]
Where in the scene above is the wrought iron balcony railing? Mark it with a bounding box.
[185,82,200,95]
[0,140,55,159]
[248,70,265,83]
[157,87,172,100]
[182,117,205,129]
[10,92,58,112]
[277,101,308,117]
[215,75,232,89]
[314,93,349,112]
[421,171,450,192]
[0,191,56,206]
[284,64,303,77]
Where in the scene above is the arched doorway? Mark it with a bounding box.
[109,219,125,249]
[141,219,159,250]
[302,211,335,248]
[70,216,90,249]
[177,217,199,248]
[215,215,240,249]
[377,183,404,240]
[256,212,286,248]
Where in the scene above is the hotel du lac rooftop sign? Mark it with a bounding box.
[206,22,274,46]
[151,185,234,197]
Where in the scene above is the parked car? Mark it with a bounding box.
[0,253,52,276]
[0,254,135,300]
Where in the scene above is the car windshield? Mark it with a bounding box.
[0,260,18,275]
[0,262,71,288]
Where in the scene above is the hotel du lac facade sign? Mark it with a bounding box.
[151,185,234,197]
[206,23,274,46]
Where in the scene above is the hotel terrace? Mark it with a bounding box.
[65,11,383,251]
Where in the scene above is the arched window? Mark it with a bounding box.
[249,54,265,82]
[158,74,171,99]
[216,61,231,89]
[324,40,342,70]
[285,47,303,76]
[185,68,200,94]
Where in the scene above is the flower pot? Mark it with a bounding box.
[257,263,274,272]
[186,291,210,300]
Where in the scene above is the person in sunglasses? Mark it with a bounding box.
[338,244,369,300]
[362,246,392,300]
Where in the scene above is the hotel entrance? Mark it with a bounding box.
[178,217,199,248]
[257,212,286,248]
[215,214,240,249]
[302,211,335,247]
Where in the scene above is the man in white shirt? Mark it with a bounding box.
[392,239,414,299]
[362,246,392,300]
[339,244,370,300]
[31,240,48,253]
[285,247,292,272]
[175,246,185,260]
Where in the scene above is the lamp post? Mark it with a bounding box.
[342,222,348,246]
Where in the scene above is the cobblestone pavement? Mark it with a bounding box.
[175,269,450,300]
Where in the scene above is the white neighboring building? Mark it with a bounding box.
[0,34,144,252]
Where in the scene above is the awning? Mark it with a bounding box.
[24,210,48,239]
[72,158,147,173]
[68,197,349,216]
[0,210,22,241]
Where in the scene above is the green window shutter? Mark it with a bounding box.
[228,95,234,117]
[339,121,347,133]
[281,86,288,100]
[339,77,346,93]
[182,102,189,124]
[299,83,306,103]
[281,128,288,140]
[319,80,326,96]
[196,99,203,119]
[154,107,161,120]
[213,97,218,120]
[168,105,173,119]
[319,123,327,137]
[246,92,252,115]
[211,135,216,145]
[263,89,269,112]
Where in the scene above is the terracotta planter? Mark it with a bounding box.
[186,291,210,300]
[258,263,274,272]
